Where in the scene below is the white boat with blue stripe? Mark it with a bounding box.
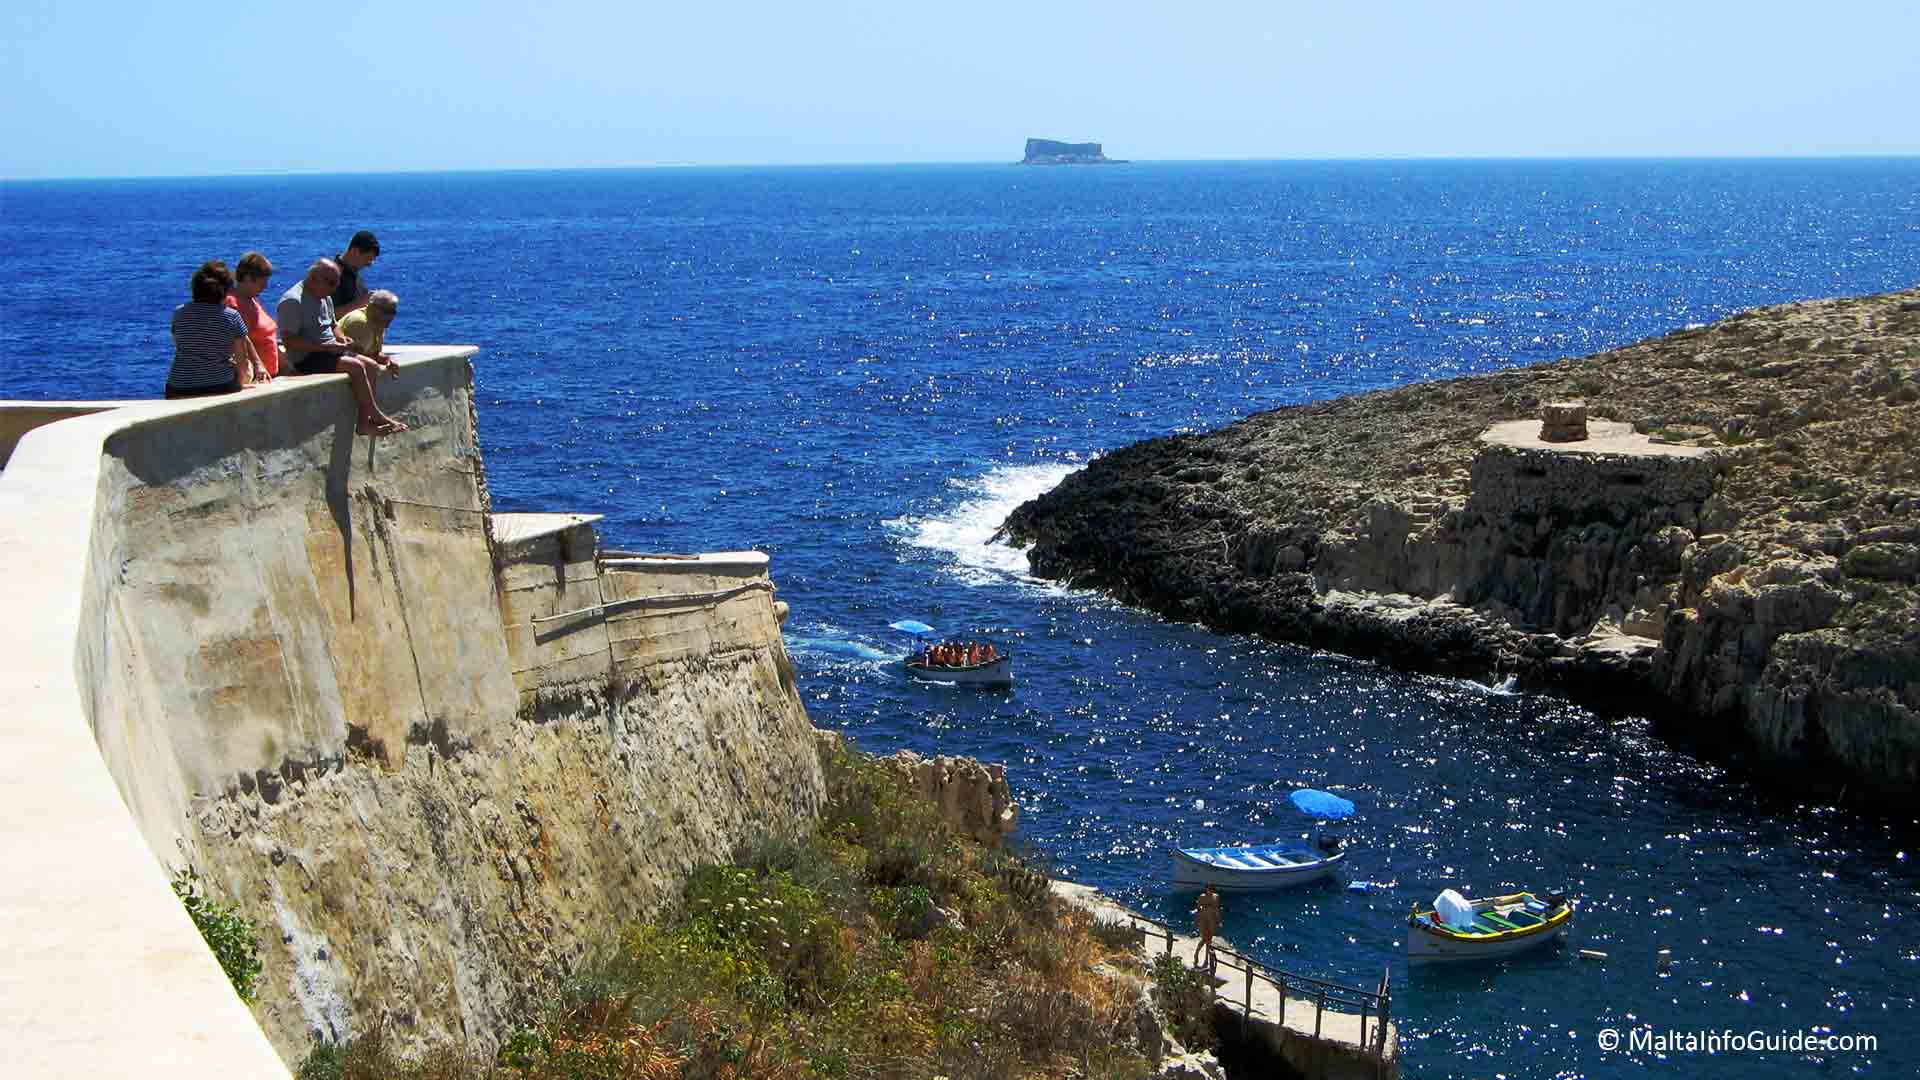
[1170,788,1356,891]
[1170,839,1346,891]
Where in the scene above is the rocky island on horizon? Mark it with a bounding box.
[1003,287,1920,807]
[1020,137,1125,165]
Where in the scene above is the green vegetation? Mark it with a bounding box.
[299,741,1170,1079]
[1148,954,1217,1055]
[172,866,263,1004]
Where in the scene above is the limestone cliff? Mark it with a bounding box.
[1003,289,1920,805]
[871,745,1020,845]
[78,352,824,1062]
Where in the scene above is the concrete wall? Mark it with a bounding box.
[0,349,825,1074]
[0,402,118,468]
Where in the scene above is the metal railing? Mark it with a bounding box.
[1128,917,1393,1065]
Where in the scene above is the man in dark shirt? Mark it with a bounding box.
[331,230,380,317]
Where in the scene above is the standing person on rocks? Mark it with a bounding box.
[330,230,380,317]
[1193,883,1222,971]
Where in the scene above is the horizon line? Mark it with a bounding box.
[6,152,1919,184]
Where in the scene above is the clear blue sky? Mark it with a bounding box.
[4,0,1916,179]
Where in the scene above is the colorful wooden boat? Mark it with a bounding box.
[1406,890,1573,963]
[1170,839,1346,891]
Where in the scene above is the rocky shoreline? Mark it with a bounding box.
[1003,288,1920,806]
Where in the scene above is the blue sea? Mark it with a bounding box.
[4,160,1918,1077]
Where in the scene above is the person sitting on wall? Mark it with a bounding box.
[330,230,380,317]
[278,259,408,435]
[337,289,400,376]
[223,251,279,381]
[163,260,257,399]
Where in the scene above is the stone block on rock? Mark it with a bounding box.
[1540,400,1589,442]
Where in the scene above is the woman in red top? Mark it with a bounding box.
[223,251,278,380]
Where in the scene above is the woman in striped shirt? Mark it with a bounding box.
[165,260,256,398]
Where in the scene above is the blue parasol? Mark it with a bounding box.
[888,619,936,637]
[1289,788,1357,820]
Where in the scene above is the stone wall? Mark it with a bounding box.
[0,348,825,1074]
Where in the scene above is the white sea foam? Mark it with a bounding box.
[784,620,899,661]
[888,461,1083,586]
[1420,670,1522,701]
[787,636,895,661]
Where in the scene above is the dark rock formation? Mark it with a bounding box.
[1003,288,1920,806]
[1021,138,1123,165]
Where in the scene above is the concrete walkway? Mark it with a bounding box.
[1053,880,1399,1077]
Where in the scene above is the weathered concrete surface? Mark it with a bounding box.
[0,402,117,468]
[1,348,825,1074]
[1,380,361,1078]
[1005,288,1920,805]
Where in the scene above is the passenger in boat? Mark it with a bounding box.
[1193,884,1221,970]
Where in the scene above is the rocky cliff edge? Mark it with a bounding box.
[1004,289,1920,805]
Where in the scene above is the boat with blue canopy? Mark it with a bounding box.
[891,620,1014,688]
[1170,787,1354,891]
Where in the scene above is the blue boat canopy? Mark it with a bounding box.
[1289,788,1357,820]
[888,619,936,637]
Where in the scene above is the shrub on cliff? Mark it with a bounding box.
[1150,952,1219,1054]
[171,866,262,1005]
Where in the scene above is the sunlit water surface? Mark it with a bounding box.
[4,160,1916,1076]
